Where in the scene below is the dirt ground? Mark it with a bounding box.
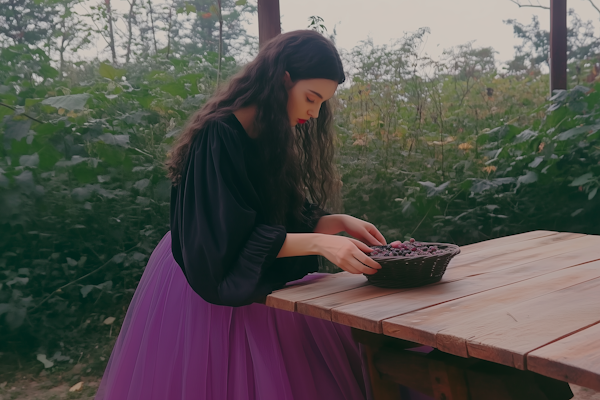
[0,377,597,400]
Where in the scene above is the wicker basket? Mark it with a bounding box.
[364,242,460,288]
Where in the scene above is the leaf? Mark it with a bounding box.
[417,181,450,197]
[19,153,40,167]
[15,170,36,193]
[99,63,126,80]
[569,173,594,186]
[37,354,55,369]
[235,0,247,4]
[528,156,544,168]
[6,277,29,286]
[3,118,32,142]
[513,129,537,143]
[184,3,196,14]
[555,123,600,141]
[71,186,94,202]
[589,188,598,200]
[97,133,130,147]
[517,171,538,185]
[69,382,84,392]
[103,317,116,325]
[112,253,126,264]
[41,94,90,111]
[66,257,77,267]
[50,351,70,362]
[97,281,113,291]
[6,307,26,330]
[571,208,584,217]
[80,285,94,298]
[134,179,150,191]
[0,303,12,316]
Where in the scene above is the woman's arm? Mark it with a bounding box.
[277,232,381,275]
[314,214,387,246]
[313,215,344,235]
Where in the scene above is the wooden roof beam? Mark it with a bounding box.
[258,0,281,48]
[550,0,568,93]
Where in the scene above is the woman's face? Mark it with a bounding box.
[285,74,338,127]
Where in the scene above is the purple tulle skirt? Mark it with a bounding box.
[94,232,432,400]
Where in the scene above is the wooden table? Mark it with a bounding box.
[265,231,600,399]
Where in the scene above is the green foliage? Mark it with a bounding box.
[1,8,600,376]
[337,39,600,245]
[0,45,236,366]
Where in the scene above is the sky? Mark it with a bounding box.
[246,0,600,64]
[83,0,600,65]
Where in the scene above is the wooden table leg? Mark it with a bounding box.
[351,328,573,400]
[352,328,419,400]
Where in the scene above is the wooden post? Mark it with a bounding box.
[550,0,568,94]
[257,0,281,48]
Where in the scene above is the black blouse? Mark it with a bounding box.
[170,114,328,307]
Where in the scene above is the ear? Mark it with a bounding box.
[283,71,293,90]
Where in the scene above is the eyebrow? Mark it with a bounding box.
[308,90,323,99]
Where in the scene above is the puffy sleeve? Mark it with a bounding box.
[170,120,289,306]
[262,200,330,284]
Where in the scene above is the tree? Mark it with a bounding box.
[52,0,92,75]
[0,0,58,46]
[504,10,600,73]
[174,0,256,57]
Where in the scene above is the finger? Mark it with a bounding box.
[367,226,387,245]
[349,238,374,253]
[350,256,380,275]
[360,229,385,246]
[338,262,361,274]
[353,252,382,270]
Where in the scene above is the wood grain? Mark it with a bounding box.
[444,232,590,280]
[328,236,600,333]
[528,322,600,391]
[265,271,367,311]
[295,234,598,323]
[435,276,600,370]
[382,256,600,347]
[457,230,558,255]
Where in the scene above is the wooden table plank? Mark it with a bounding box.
[268,232,585,317]
[528,322,600,391]
[444,232,586,279]
[265,271,367,311]
[308,235,600,330]
[458,230,558,255]
[434,276,600,370]
[382,256,600,348]
[296,235,597,321]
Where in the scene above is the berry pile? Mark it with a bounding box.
[369,238,444,258]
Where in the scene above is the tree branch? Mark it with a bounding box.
[509,0,550,10]
[31,245,139,312]
[0,102,45,124]
[588,0,600,15]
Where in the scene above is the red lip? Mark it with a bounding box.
[298,119,307,124]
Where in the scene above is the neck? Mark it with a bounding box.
[233,105,259,139]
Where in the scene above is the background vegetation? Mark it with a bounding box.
[1,0,600,392]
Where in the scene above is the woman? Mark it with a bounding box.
[95,30,390,400]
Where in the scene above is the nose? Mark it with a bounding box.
[308,105,320,119]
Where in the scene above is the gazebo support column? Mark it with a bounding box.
[258,0,281,48]
[550,0,568,93]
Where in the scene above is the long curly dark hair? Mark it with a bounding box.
[166,30,346,224]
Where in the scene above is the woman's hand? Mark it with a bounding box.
[316,235,381,275]
[316,215,386,246]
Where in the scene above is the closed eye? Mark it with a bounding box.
[306,97,315,104]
